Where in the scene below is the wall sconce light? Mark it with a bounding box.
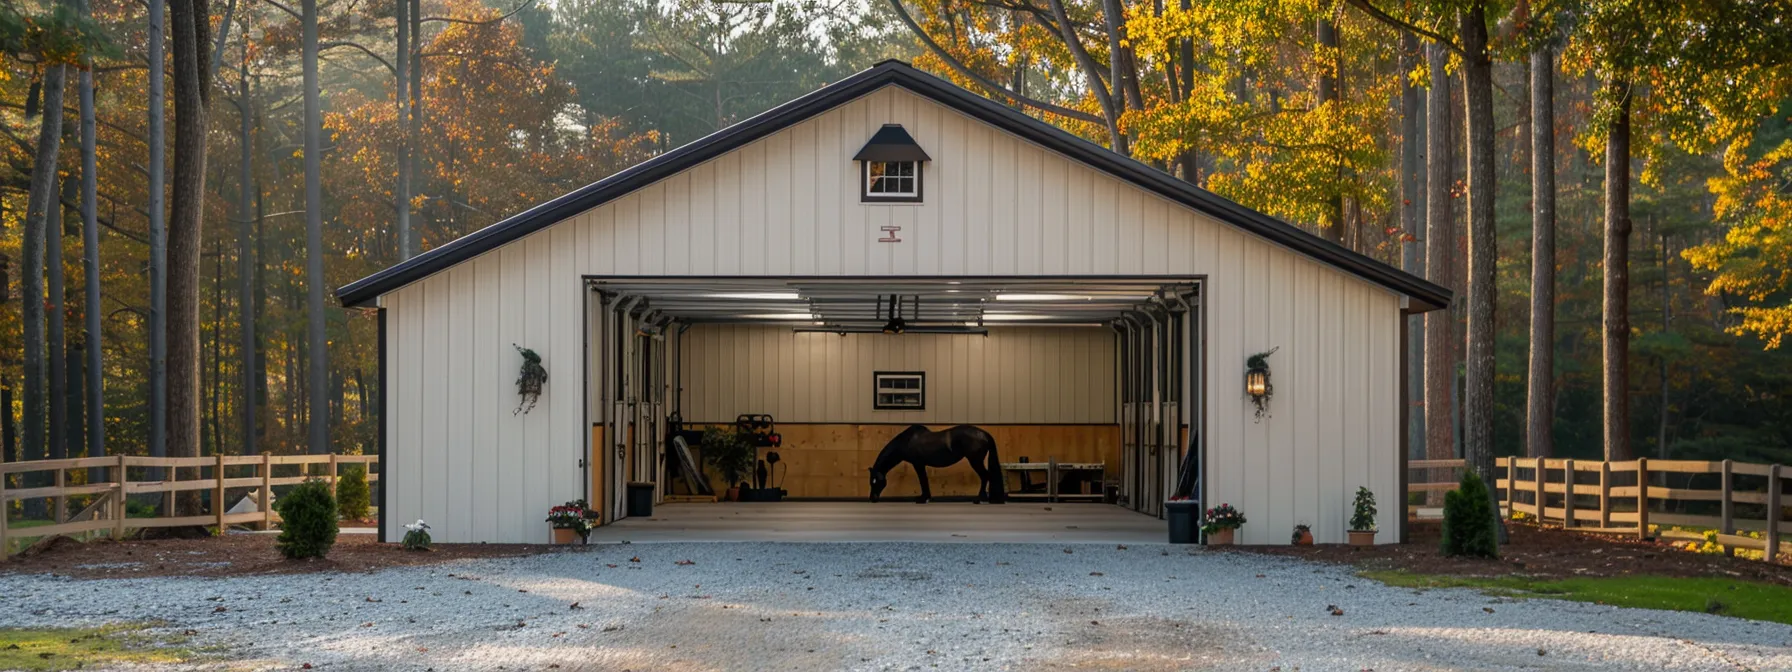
[1245,347,1278,422]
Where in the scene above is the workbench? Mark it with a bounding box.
[999,459,1106,502]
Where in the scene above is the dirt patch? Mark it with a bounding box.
[0,533,562,579]
[1219,520,1792,586]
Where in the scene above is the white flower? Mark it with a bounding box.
[406,520,430,532]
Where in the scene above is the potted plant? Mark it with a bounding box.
[1349,486,1377,546]
[546,499,597,544]
[1165,496,1200,544]
[700,427,756,501]
[1201,503,1246,546]
[1291,523,1313,546]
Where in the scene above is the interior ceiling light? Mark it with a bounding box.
[981,314,1053,321]
[994,293,1083,301]
[741,313,815,320]
[706,292,802,300]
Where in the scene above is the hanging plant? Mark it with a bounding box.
[1244,347,1278,422]
[514,344,548,415]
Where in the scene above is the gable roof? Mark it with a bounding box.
[339,60,1450,312]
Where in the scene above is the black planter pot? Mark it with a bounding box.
[1165,500,1200,544]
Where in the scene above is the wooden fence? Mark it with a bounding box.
[1407,458,1467,517]
[1497,456,1786,564]
[1,453,379,558]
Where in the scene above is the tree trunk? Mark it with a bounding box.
[48,174,67,463]
[168,0,211,488]
[1422,41,1455,501]
[1176,0,1196,182]
[1603,76,1632,461]
[1459,5,1505,545]
[238,55,257,456]
[254,187,269,448]
[303,0,330,454]
[67,339,83,458]
[395,0,412,260]
[21,57,67,513]
[1399,31,1425,460]
[1316,15,1344,243]
[79,5,105,477]
[148,0,169,469]
[1526,44,1556,459]
[1044,0,1124,153]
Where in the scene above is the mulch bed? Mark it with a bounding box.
[0,533,563,580]
[1218,520,1792,587]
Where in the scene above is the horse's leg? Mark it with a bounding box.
[913,462,931,504]
[966,451,992,504]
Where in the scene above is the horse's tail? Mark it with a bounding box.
[985,433,1007,503]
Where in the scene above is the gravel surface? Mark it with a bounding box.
[4,543,1792,671]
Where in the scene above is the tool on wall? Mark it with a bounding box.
[736,415,786,501]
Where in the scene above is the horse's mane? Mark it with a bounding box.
[871,425,932,473]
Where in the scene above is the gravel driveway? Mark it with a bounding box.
[4,542,1791,671]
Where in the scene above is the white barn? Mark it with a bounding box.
[339,61,1449,546]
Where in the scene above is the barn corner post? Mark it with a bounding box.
[1397,300,1410,544]
[376,306,389,543]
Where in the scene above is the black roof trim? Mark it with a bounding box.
[339,60,1450,312]
[853,123,931,162]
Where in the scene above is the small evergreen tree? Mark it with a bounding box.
[336,465,371,521]
[1441,471,1498,558]
[275,479,339,559]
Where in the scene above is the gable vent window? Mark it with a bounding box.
[855,124,929,203]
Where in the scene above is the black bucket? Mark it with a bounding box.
[626,482,655,517]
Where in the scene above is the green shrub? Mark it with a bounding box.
[1442,470,1498,558]
[275,480,339,559]
[336,465,371,521]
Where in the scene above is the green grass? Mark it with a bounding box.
[0,623,198,671]
[1363,570,1792,625]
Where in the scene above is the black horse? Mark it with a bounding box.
[868,425,1007,504]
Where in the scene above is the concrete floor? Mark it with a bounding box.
[584,501,1166,544]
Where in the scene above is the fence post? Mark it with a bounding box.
[328,454,340,501]
[114,455,128,539]
[53,467,67,524]
[1767,465,1782,565]
[1636,457,1650,540]
[1720,459,1734,557]
[1534,458,1547,524]
[213,454,227,535]
[1599,461,1611,529]
[260,452,272,531]
[1,465,9,558]
[1562,459,1576,528]
[1505,458,1516,518]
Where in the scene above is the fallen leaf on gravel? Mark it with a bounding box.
[302,664,312,670]
[1090,621,1100,625]
[361,622,374,628]
[1327,605,1344,616]
[570,602,583,610]
[1256,574,1266,578]
[606,564,618,568]
[1483,607,1496,613]
[1116,545,1127,550]
[676,559,696,565]
[553,632,565,638]
[366,597,381,603]
[629,556,642,563]
[1537,648,1547,656]
[417,647,428,652]
[1063,549,1073,554]
[519,589,528,593]
[1090,572,1104,576]
[212,606,227,613]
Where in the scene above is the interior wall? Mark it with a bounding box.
[674,325,1117,424]
[677,423,1120,499]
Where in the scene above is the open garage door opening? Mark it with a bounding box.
[584,277,1202,530]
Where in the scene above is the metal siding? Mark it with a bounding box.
[376,85,1406,543]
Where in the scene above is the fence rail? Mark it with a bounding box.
[1,453,379,558]
[1497,456,1786,564]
